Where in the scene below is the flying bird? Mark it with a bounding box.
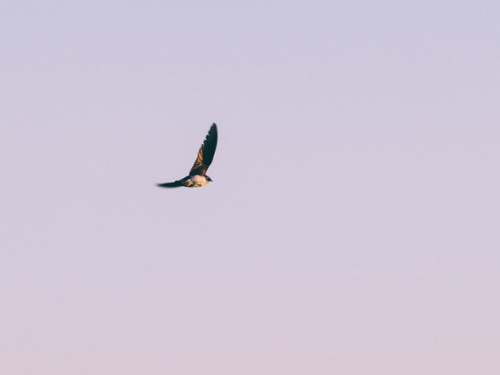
[157,123,218,188]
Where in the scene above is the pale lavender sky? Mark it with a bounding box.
[1,1,500,374]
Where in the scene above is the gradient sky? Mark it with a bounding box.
[2,1,500,374]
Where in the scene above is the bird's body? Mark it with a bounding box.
[183,174,211,187]
[157,124,218,189]
[159,174,211,188]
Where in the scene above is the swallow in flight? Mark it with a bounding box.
[157,123,218,188]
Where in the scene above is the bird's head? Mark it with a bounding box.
[206,175,213,183]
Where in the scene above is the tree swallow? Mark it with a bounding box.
[157,123,218,188]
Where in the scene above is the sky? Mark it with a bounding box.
[1,1,500,374]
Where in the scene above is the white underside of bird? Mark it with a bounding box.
[183,175,210,187]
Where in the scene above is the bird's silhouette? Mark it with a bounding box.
[157,123,218,188]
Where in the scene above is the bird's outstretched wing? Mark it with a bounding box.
[189,123,218,176]
[157,181,183,188]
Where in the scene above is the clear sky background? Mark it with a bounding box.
[2,1,500,374]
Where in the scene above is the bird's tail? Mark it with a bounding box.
[157,181,183,188]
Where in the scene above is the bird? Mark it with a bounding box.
[157,123,218,188]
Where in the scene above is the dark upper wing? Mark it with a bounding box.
[189,123,218,176]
